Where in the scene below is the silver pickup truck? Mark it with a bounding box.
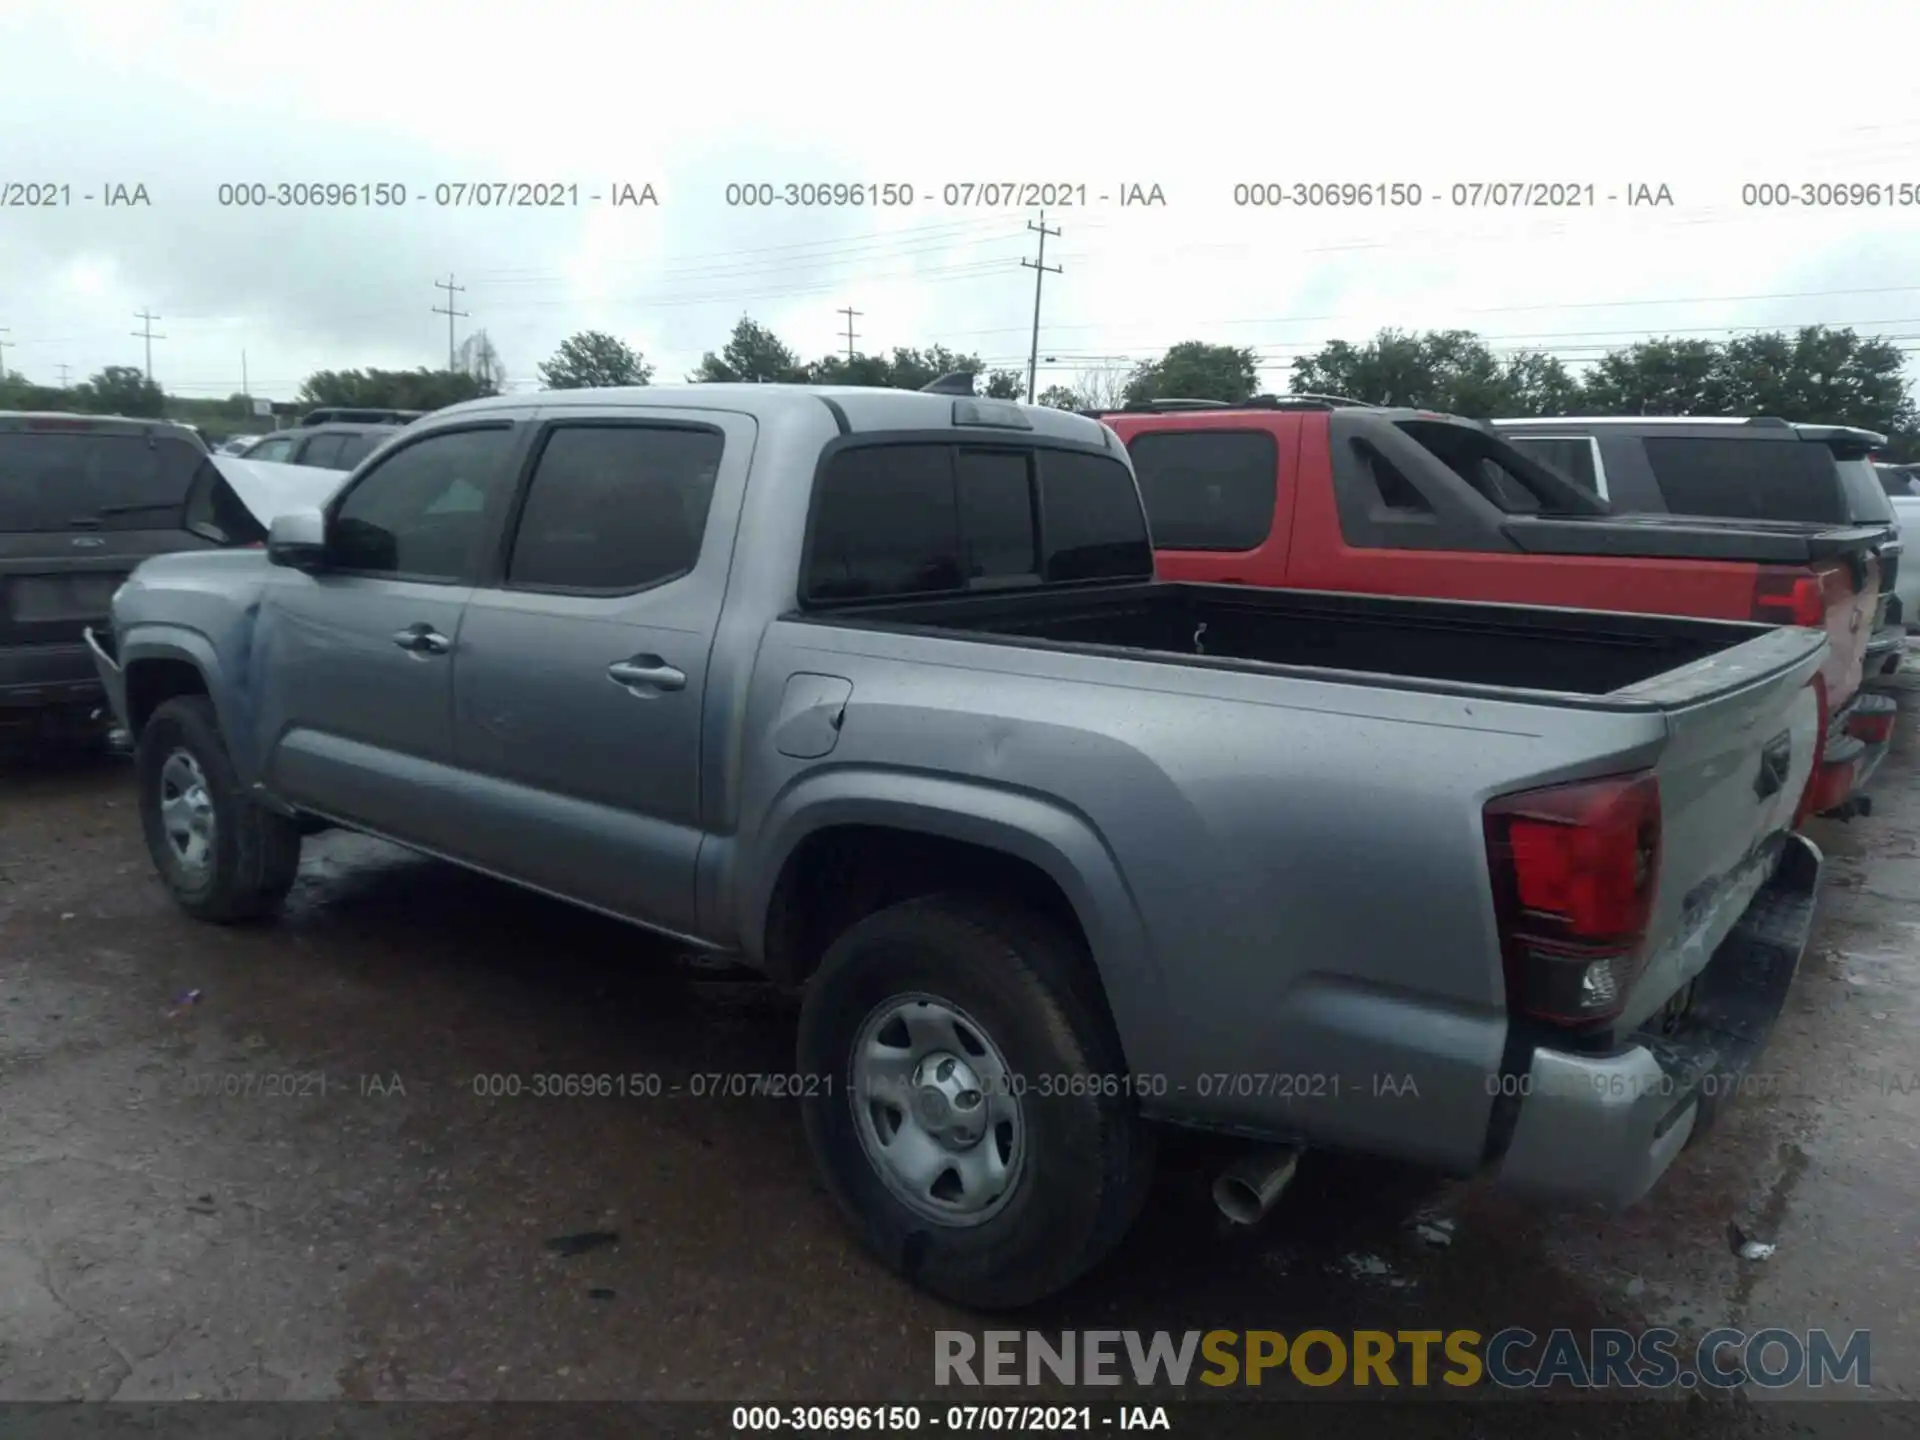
[88,384,1829,1309]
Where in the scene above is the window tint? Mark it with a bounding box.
[1641,437,1844,523]
[1037,449,1153,582]
[806,445,961,601]
[335,432,383,470]
[1397,420,1602,516]
[249,435,296,463]
[1127,430,1276,551]
[1834,458,1895,525]
[508,424,724,591]
[0,432,202,533]
[955,449,1038,581]
[1505,436,1599,493]
[329,426,517,581]
[182,460,267,546]
[298,433,350,469]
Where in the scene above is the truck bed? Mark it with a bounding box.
[808,581,1821,706]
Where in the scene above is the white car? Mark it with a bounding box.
[1876,463,1920,632]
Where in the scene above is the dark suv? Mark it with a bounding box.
[1,413,229,743]
[1493,416,1905,671]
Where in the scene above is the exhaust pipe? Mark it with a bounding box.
[1212,1144,1302,1225]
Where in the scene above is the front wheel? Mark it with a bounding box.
[136,695,302,922]
[797,894,1154,1310]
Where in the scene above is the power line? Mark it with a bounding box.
[432,275,468,370]
[132,311,165,382]
[837,306,862,361]
[1021,212,1063,405]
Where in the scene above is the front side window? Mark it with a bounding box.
[249,435,296,463]
[328,426,518,581]
[507,424,725,591]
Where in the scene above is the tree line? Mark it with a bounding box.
[2,318,1912,458]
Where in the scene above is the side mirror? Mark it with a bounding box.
[266,509,328,570]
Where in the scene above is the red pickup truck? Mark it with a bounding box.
[1100,398,1892,820]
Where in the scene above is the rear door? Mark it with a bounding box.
[448,409,746,934]
[0,426,210,654]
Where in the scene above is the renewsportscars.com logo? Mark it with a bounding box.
[935,1328,1871,1391]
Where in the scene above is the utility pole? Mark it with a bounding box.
[1021,212,1062,404]
[432,275,468,370]
[241,350,250,403]
[0,327,10,380]
[133,310,166,382]
[837,306,861,363]
[56,362,72,388]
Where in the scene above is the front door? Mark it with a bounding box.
[254,418,529,850]
[450,409,751,935]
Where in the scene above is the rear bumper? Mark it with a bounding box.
[1493,831,1821,1209]
[82,626,132,733]
[0,642,104,711]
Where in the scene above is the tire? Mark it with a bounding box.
[797,893,1155,1310]
[136,695,302,922]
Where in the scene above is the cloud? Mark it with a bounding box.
[2,0,1915,399]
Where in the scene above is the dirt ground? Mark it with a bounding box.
[3,673,1917,1436]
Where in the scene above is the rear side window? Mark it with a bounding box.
[0,432,201,532]
[299,433,351,469]
[335,432,383,469]
[1834,458,1895,525]
[804,442,1149,601]
[1505,436,1600,494]
[1127,430,1277,551]
[1641,437,1844,523]
[507,424,724,591]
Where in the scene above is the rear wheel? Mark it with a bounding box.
[136,695,302,922]
[797,893,1154,1310]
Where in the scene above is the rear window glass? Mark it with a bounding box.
[804,442,1148,602]
[1641,437,1845,523]
[1127,430,1277,550]
[806,445,962,601]
[1036,449,1154,582]
[0,432,202,532]
[1504,436,1600,494]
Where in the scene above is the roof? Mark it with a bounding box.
[0,411,204,439]
[430,383,1119,448]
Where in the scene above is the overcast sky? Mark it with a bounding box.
[2,0,1916,402]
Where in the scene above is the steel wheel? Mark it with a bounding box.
[850,992,1026,1227]
[157,748,217,876]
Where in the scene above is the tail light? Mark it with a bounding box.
[1793,673,1832,827]
[1847,707,1895,746]
[1750,567,1827,627]
[1483,772,1661,1028]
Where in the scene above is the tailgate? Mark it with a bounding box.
[1609,628,1827,1033]
[0,531,200,649]
[1812,550,1880,710]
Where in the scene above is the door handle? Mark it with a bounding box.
[607,656,686,693]
[393,624,452,655]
